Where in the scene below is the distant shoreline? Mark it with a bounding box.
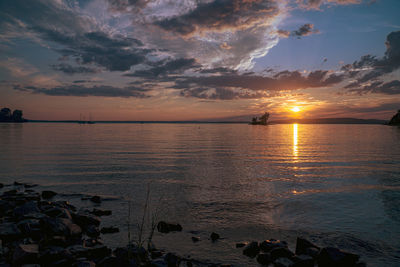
[23,118,388,125]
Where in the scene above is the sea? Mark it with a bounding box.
[0,123,399,266]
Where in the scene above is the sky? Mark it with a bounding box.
[0,0,399,121]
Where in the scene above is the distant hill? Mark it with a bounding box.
[269,118,387,125]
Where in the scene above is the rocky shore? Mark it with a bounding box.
[0,182,367,266]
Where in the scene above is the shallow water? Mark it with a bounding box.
[1,123,399,266]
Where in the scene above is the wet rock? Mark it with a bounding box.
[274,257,294,267]
[91,209,111,217]
[260,239,288,252]
[243,241,260,258]
[236,242,247,248]
[164,252,180,267]
[90,196,101,204]
[0,222,22,241]
[24,184,37,188]
[73,260,96,267]
[13,244,39,265]
[100,226,119,234]
[191,236,200,242]
[317,247,360,267]
[85,225,100,238]
[292,254,314,267]
[72,212,101,228]
[151,250,163,259]
[0,183,3,188]
[97,256,118,267]
[295,237,320,256]
[14,181,24,186]
[40,236,69,248]
[210,232,220,241]
[13,201,40,218]
[83,238,103,248]
[257,253,271,265]
[270,247,294,261]
[42,190,57,199]
[41,217,82,237]
[39,246,71,265]
[157,221,182,233]
[54,201,77,212]
[0,200,16,216]
[17,219,41,239]
[44,207,72,219]
[3,189,18,196]
[151,259,168,267]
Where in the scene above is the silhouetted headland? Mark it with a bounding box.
[0,107,27,123]
[250,112,270,125]
[388,110,400,125]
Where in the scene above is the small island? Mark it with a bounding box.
[0,107,27,123]
[388,110,400,126]
[250,112,269,125]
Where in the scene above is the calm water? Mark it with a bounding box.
[1,123,400,266]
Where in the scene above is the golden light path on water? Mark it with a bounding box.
[293,123,298,159]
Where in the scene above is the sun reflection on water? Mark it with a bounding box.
[293,123,298,158]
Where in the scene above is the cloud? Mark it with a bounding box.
[296,0,362,10]
[51,63,98,75]
[278,23,320,38]
[124,58,198,78]
[154,0,280,35]
[342,31,400,93]
[14,84,150,98]
[346,80,400,95]
[172,69,345,99]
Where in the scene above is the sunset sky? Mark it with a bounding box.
[0,0,399,121]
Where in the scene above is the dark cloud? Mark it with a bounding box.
[125,58,198,78]
[34,27,149,71]
[347,80,400,95]
[342,31,400,93]
[291,24,319,37]
[14,84,150,98]
[172,70,345,99]
[51,63,98,75]
[154,0,279,35]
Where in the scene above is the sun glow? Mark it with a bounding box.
[291,106,300,112]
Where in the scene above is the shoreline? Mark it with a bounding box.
[0,182,367,266]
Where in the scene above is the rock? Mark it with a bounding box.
[157,221,182,233]
[317,247,360,267]
[44,207,72,219]
[274,257,294,267]
[305,247,319,259]
[41,217,82,237]
[210,232,220,241]
[14,181,24,186]
[164,252,180,267]
[100,226,119,234]
[73,260,96,267]
[91,209,111,216]
[54,201,77,212]
[151,250,163,259]
[24,184,37,188]
[151,259,167,267]
[388,109,400,125]
[13,244,39,265]
[260,239,288,252]
[0,222,22,241]
[72,212,101,227]
[257,253,271,265]
[13,201,40,218]
[17,219,41,239]
[83,238,103,247]
[3,189,18,196]
[0,199,16,216]
[236,242,247,248]
[41,190,57,199]
[0,182,3,188]
[85,225,100,238]
[39,246,71,265]
[270,247,294,261]
[90,196,101,204]
[97,256,119,267]
[191,236,200,242]
[295,237,320,256]
[292,254,314,267]
[243,241,260,258]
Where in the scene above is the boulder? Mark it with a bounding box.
[100,226,119,234]
[0,222,22,241]
[157,221,182,233]
[17,219,42,239]
[260,239,288,252]
[90,196,101,204]
[295,237,320,256]
[13,244,39,265]
[85,225,100,238]
[151,259,168,267]
[39,246,72,265]
[91,209,111,216]
[257,253,271,265]
[210,232,220,241]
[235,242,247,248]
[13,201,40,218]
[41,217,82,237]
[191,236,200,242]
[243,241,260,258]
[292,254,314,267]
[274,257,294,267]
[44,207,72,219]
[42,191,57,199]
[164,252,180,267]
[72,212,101,228]
[270,247,294,261]
[97,256,119,267]
[73,261,96,267]
[317,247,360,267]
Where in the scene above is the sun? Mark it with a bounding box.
[291,106,300,113]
